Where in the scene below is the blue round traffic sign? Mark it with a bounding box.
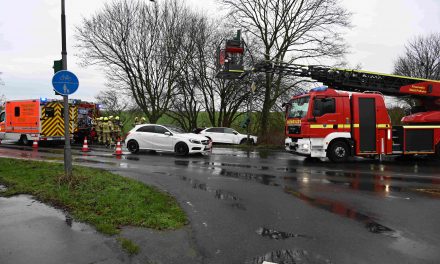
[52,70,79,95]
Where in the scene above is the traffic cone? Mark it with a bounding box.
[113,140,123,156]
[32,140,38,149]
[81,137,90,152]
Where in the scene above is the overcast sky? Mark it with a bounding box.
[0,0,439,102]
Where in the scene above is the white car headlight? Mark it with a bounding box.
[189,138,201,144]
[302,144,310,149]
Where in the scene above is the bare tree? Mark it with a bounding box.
[394,33,440,80]
[95,88,130,117]
[220,0,351,138]
[76,0,190,123]
[0,93,6,108]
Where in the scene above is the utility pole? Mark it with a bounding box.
[61,0,72,177]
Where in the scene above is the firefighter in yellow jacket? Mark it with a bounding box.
[133,117,141,127]
[95,117,103,144]
[113,116,122,141]
[101,117,111,145]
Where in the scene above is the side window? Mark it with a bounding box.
[14,107,20,117]
[45,107,55,118]
[206,128,223,133]
[136,125,154,133]
[224,128,234,134]
[313,98,336,117]
[0,112,5,122]
[154,126,168,134]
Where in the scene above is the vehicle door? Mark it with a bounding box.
[310,97,345,137]
[223,128,238,144]
[203,128,225,143]
[135,125,155,149]
[153,125,173,151]
[0,111,5,140]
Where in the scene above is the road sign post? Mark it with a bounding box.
[52,70,79,178]
[53,0,78,178]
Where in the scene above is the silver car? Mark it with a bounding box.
[199,127,257,145]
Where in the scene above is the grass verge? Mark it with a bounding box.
[0,158,186,235]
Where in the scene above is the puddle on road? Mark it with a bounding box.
[0,195,95,233]
[73,158,117,166]
[175,160,273,171]
[256,227,310,240]
[123,156,140,161]
[325,171,440,195]
[180,176,242,204]
[219,170,279,186]
[284,187,397,237]
[248,249,332,264]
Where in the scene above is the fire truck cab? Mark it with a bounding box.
[285,87,392,161]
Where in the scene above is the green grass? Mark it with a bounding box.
[0,158,187,235]
[117,237,140,255]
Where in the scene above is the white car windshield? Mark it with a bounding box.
[163,125,185,134]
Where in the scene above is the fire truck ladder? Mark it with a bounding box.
[253,61,440,98]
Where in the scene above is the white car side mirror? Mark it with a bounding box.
[164,132,172,136]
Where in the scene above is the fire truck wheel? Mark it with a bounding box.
[327,141,349,162]
[127,140,139,154]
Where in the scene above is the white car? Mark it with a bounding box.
[199,127,257,145]
[125,124,211,155]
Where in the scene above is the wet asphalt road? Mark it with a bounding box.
[0,143,440,264]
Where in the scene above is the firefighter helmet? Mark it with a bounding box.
[141,117,146,122]
[115,116,120,120]
[104,117,109,121]
[109,116,113,120]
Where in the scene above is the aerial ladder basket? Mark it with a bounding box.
[216,30,245,79]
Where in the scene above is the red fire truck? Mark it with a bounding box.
[253,62,440,162]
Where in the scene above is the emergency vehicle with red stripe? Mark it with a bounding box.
[253,62,440,161]
[0,98,99,145]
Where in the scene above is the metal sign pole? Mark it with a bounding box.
[61,0,72,177]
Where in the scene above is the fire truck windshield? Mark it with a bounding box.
[288,96,310,118]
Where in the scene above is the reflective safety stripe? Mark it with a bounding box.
[309,124,351,129]
[376,124,391,128]
[403,125,440,129]
[350,124,390,128]
[308,123,391,129]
